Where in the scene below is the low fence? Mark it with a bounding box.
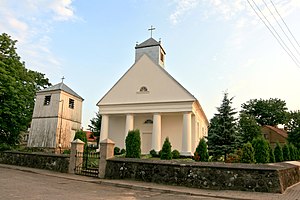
[0,151,69,173]
[105,158,300,193]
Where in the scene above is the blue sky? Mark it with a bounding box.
[1,0,300,129]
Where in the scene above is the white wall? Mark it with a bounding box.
[161,114,183,151]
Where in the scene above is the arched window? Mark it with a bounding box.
[140,86,148,92]
[144,119,153,124]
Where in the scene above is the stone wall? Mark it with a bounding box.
[0,151,69,173]
[105,158,300,193]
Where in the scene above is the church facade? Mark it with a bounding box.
[97,37,208,155]
[27,82,84,153]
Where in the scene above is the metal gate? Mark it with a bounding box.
[74,148,100,177]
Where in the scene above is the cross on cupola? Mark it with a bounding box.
[61,76,65,83]
[148,25,155,38]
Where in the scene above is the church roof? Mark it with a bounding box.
[135,37,166,54]
[38,82,84,100]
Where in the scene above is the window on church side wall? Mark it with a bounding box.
[69,98,75,109]
[44,95,51,105]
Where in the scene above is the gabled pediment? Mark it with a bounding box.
[97,54,196,106]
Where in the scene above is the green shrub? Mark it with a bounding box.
[252,137,269,163]
[120,149,126,155]
[63,149,71,154]
[225,149,242,163]
[160,137,172,160]
[125,129,141,158]
[74,130,88,150]
[274,142,283,162]
[172,149,180,159]
[282,144,290,161]
[150,149,159,157]
[0,143,12,151]
[241,142,255,163]
[194,138,209,162]
[288,144,297,161]
[268,142,275,163]
[114,147,121,155]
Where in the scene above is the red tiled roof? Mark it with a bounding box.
[264,125,288,139]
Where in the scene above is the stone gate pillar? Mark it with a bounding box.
[68,139,85,174]
[98,138,115,178]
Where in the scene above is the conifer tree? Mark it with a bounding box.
[240,142,255,163]
[252,137,269,163]
[267,142,275,163]
[194,138,209,162]
[274,142,283,162]
[125,129,141,158]
[160,137,172,160]
[282,143,291,161]
[207,93,239,160]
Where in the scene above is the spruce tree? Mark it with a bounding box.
[194,138,209,162]
[282,144,291,161]
[274,142,283,162]
[241,142,255,163]
[207,93,239,160]
[160,137,172,160]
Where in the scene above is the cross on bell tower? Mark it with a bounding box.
[148,25,155,38]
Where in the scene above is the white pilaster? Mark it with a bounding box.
[99,114,109,143]
[181,112,192,156]
[125,114,134,141]
[152,113,162,152]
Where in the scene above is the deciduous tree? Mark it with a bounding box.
[241,98,288,126]
[0,33,51,146]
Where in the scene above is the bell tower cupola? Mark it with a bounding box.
[135,27,166,68]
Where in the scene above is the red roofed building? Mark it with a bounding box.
[261,125,288,148]
[85,131,98,148]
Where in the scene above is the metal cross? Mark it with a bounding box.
[61,76,65,83]
[148,25,155,38]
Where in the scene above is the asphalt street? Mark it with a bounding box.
[0,167,224,200]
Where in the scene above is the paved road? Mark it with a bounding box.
[0,168,223,200]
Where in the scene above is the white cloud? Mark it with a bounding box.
[0,0,76,80]
[169,0,199,24]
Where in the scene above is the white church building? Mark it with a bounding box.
[97,37,208,156]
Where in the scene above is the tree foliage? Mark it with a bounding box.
[240,142,255,163]
[0,33,51,145]
[238,113,262,144]
[286,111,300,149]
[274,142,283,162]
[88,111,101,146]
[160,137,172,160]
[282,143,291,161]
[252,137,270,163]
[125,129,141,158]
[268,142,275,163]
[74,129,88,150]
[194,138,209,162]
[207,93,239,160]
[241,98,288,126]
